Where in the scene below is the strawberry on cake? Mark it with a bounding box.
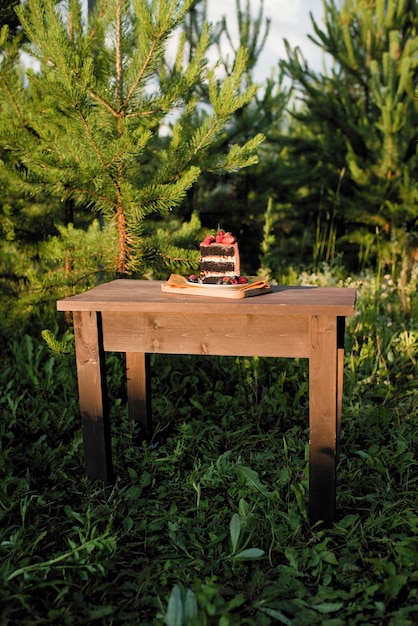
[198,229,241,284]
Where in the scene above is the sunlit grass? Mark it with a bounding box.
[0,266,417,625]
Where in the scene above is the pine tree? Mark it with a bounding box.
[278,0,417,272]
[172,0,291,272]
[0,0,264,278]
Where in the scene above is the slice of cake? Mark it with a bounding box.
[199,229,241,284]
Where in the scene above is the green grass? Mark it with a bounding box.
[1,267,417,625]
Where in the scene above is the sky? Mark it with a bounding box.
[205,0,328,81]
[22,1,329,82]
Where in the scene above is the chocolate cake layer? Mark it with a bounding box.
[200,244,235,257]
[201,261,236,272]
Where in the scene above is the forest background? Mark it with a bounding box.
[0,1,417,625]
[0,0,416,334]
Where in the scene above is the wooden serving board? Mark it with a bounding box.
[161,275,271,299]
[161,284,272,299]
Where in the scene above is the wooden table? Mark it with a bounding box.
[57,280,356,523]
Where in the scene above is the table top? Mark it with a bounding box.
[57,280,356,316]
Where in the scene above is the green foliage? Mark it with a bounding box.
[277,0,418,271]
[175,0,292,268]
[1,0,416,317]
[0,0,264,277]
[1,266,417,624]
[0,219,117,337]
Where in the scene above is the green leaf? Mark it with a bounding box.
[313,602,344,614]
[184,589,198,622]
[258,607,292,624]
[229,513,241,554]
[320,550,338,565]
[123,516,134,532]
[164,585,183,626]
[383,574,408,599]
[89,606,114,620]
[238,498,249,519]
[285,547,299,570]
[232,548,265,561]
[235,465,272,498]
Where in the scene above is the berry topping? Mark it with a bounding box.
[203,234,215,245]
[219,275,248,285]
[202,229,237,245]
[221,233,236,244]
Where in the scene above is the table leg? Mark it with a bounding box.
[73,311,113,482]
[126,352,152,437]
[309,315,338,523]
[336,317,346,460]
